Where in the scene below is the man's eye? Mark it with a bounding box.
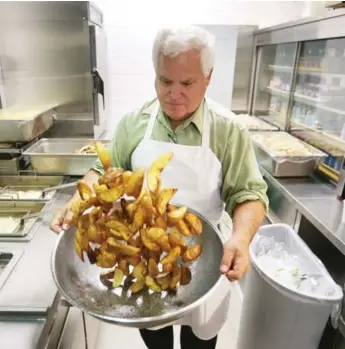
[182,81,193,87]
[161,80,172,86]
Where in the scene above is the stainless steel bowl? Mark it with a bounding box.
[51,211,223,328]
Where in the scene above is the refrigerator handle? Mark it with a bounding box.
[92,68,105,110]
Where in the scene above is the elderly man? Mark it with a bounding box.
[51,26,268,349]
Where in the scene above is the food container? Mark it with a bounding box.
[24,138,110,176]
[0,201,46,242]
[0,175,63,202]
[251,132,327,177]
[235,114,279,131]
[0,108,54,143]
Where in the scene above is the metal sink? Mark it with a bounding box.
[0,250,23,291]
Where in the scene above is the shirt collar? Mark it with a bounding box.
[143,99,204,135]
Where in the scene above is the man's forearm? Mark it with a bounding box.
[67,170,101,206]
[232,200,266,244]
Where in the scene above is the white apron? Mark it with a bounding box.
[131,99,234,340]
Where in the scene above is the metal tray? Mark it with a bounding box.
[252,132,327,177]
[24,138,110,176]
[0,109,54,143]
[0,201,46,242]
[0,250,23,291]
[0,175,63,202]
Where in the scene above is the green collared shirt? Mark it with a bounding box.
[93,98,268,217]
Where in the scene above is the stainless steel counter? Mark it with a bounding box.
[260,166,345,255]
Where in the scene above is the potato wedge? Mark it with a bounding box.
[125,168,145,198]
[130,279,146,294]
[105,219,131,238]
[109,228,130,241]
[99,168,123,186]
[74,239,84,261]
[146,227,165,241]
[146,276,161,293]
[107,237,140,257]
[162,263,174,273]
[140,229,161,252]
[96,252,117,268]
[77,180,92,200]
[140,195,155,224]
[133,260,147,281]
[113,268,124,288]
[128,234,142,248]
[180,265,192,285]
[155,215,167,230]
[125,255,141,266]
[161,246,181,265]
[94,142,111,170]
[156,274,171,290]
[182,244,202,262]
[167,206,187,226]
[156,188,178,215]
[122,171,133,187]
[129,205,146,233]
[93,183,108,194]
[175,219,192,237]
[99,185,124,203]
[118,259,130,275]
[148,258,159,278]
[157,234,171,252]
[184,212,202,235]
[147,152,173,193]
[169,267,181,289]
[168,231,187,249]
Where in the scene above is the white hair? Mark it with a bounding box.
[152,26,215,77]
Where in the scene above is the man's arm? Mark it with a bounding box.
[219,123,268,280]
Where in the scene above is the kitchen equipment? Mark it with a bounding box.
[0,250,23,291]
[235,114,279,131]
[252,132,327,177]
[24,138,110,175]
[0,201,46,241]
[41,182,78,198]
[0,108,54,143]
[52,207,223,328]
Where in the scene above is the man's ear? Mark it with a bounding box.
[206,68,213,86]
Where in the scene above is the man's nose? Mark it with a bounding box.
[169,84,182,99]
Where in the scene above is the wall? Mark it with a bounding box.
[94,0,329,131]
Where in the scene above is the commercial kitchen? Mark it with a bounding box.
[1,1,345,349]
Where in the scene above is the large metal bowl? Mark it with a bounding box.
[51,210,223,328]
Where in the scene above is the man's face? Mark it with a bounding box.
[155,49,212,122]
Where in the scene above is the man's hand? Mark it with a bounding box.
[220,235,250,281]
[50,202,74,234]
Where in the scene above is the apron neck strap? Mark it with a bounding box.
[144,99,211,149]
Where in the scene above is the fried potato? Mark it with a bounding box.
[122,171,133,186]
[130,279,146,294]
[129,205,146,233]
[133,260,147,281]
[107,237,140,257]
[128,234,142,248]
[125,255,141,266]
[106,219,131,238]
[161,246,181,265]
[156,188,178,215]
[162,262,177,273]
[113,268,124,288]
[170,267,181,289]
[146,227,165,241]
[140,195,155,223]
[148,258,159,278]
[157,234,171,252]
[94,142,111,170]
[99,185,124,203]
[168,231,187,249]
[99,168,123,186]
[175,219,192,237]
[147,152,173,193]
[77,180,92,200]
[155,215,167,230]
[167,206,187,226]
[141,229,161,252]
[184,212,202,235]
[74,239,84,261]
[146,276,161,292]
[156,274,171,290]
[96,251,117,268]
[109,228,130,241]
[93,183,109,194]
[180,265,192,285]
[182,244,202,262]
[118,259,130,275]
[125,168,145,198]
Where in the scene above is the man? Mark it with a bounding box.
[51,26,268,349]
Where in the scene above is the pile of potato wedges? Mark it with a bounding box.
[72,142,203,294]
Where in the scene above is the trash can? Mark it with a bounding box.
[237,224,343,349]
